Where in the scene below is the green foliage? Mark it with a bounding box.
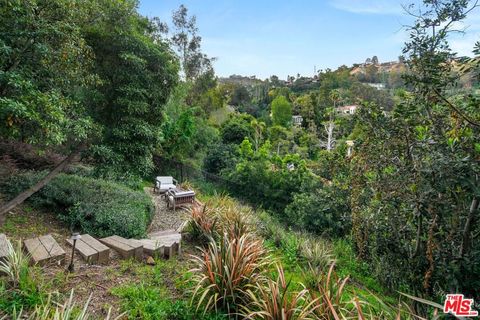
[203,142,237,175]
[230,85,251,107]
[224,141,315,212]
[113,283,225,320]
[285,184,351,237]
[0,241,45,316]
[0,0,95,146]
[241,265,318,320]
[111,283,170,320]
[85,0,178,178]
[220,114,255,144]
[1,0,178,181]
[190,233,270,315]
[271,95,292,127]
[1,172,154,238]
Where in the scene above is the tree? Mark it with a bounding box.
[349,0,480,297]
[230,85,251,107]
[0,0,95,219]
[0,0,178,218]
[220,114,255,145]
[171,4,212,81]
[271,96,292,127]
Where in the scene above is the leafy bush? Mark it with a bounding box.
[284,185,351,238]
[190,233,270,315]
[203,142,237,175]
[220,114,255,144]
[224,140,315,212]
[1,171,154,238]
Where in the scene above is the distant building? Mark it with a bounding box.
[292,115,303,125]
[336,105,359,115]
[366,83,386,90]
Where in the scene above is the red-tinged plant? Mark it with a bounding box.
[187,204,218,244]
[189,233,270,316]
[240,264,319,320]
[310,264,418,319]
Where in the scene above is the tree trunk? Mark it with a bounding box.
[0,145,84,223]
[460,197,479,257]
[325,120,335,152]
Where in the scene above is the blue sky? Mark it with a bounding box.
[139,0,480,80]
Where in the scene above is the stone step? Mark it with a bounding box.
[99,235,142,260]
[66,234,110,264]
[23,235,65,266]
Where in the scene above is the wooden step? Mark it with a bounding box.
[23,235,65,266]
[147,231,182,257]
[99,235,142,260]
[147,229,178,238]
[66,234,110,264]
[129,239,164,257]
[0,234,10,262]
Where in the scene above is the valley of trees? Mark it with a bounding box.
[0,0,479,318]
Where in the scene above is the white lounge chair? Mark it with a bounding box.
[154,176,177,194]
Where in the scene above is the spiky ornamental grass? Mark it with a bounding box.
[241,264,319,320]
[188,205,219,244]
[189,233,271,316]
[0,240,30,289]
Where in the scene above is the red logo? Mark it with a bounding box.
[443,294,478,317]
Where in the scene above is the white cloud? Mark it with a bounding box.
[329,0,408,15]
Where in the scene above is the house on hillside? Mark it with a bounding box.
[336,105,359,115]
[292,115,303,126]
[366,83,386,90]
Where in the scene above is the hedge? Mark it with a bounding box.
[1,171,154,238]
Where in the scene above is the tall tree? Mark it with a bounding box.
[271,95,292,127]
[171,4,212,81]
[0,0,178,219]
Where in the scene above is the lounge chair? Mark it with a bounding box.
[154,176,177,194]
[166,189,195,211]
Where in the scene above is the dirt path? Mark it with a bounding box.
[144,187,189,233]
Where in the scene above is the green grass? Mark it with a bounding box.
[333,238,397,305]
[111,258,227,320]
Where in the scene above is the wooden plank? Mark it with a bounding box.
[66,238,98,264]
[0,234,9,261]
[38,235,65,265]
[81,234,110,264]
[100,236,142,260]
[81,234,109,252]
[147,229,178,238]
[24,238,49,265]
[124,239,143,260]
[149,232,182,242]
[147,232,182,258]
[135,239,164,257]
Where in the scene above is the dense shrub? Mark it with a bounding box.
[224,139,316,212]
[219,114,255,144]
[203,142,237,175]
[1,171,154,238]
[285,185,351,238]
